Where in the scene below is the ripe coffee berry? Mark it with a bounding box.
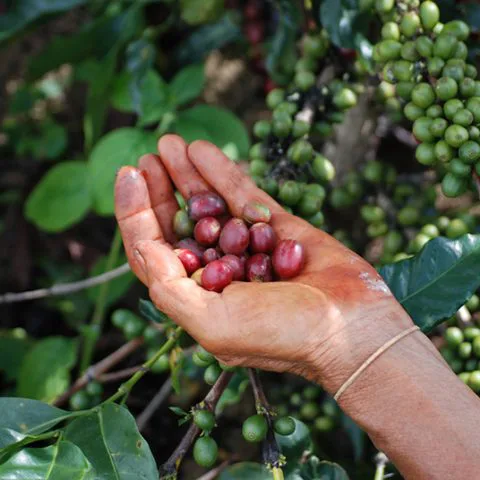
[249,223,276,253]
[175,249,202,276]
[246,253,273,282]
[272,240,305,279]
[219,218,249,255]
[221,254,246,281]
[187,192,227,221]
[202,260,234,292]
[175,238,205,259]
[194,217,221,246]
[203,248,220,265]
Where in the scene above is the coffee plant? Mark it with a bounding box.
[0,0,480,478]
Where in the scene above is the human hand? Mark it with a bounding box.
[115,134,414,395]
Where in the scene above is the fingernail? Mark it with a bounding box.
[134,248,147,277]
[140,169,149,181]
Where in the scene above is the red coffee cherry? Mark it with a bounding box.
[219,218,249,255]
[221,254,246,281]
[202,260,234,292]
[203,248,221,265]
[194,217,221,246]
[187,192,227,221]
[245,21,264,45]
[242,202,272,224]
[174,249,202,276]
[175,238,205,259]
[245,253,273,282]
[272,240,305,279]
[249,223,276,253]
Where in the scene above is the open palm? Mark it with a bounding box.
[115,135,413,393]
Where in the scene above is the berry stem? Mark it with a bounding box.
[159,370,234,479]
[79,228,123,373]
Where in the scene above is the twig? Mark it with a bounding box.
[54,337,144,406]
[159,371,234,479]
[195,461,230,480]
[137,377,173,432]
[98,365,143,383]
[0,263,131,304]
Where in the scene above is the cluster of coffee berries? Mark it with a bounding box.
[272,384,340,434]
[173,192,305,293]
[192,346,235,385]
[192,407,219,468]
[440,294,480,393]
[69,381,103,411]
[370,0,480,197]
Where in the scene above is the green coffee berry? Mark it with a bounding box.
[193,410,216,432]
[384,230,403,253]
[426,105,443,119]
[312,154,335,182]
[376,40,402,62]
[150,352,170,374]
[253,120,271,139]
[360,205,386,224]
[444,98,464,120]
[459,141,480,164]
[242,414,268,443]
[382,22,400,40]
[415,36,434,57]
[396,82,414,100]
[204,363,222,385]
[308,211,325,228]
[473,336,480,357]
[465,65,478,79]
[249,159,268,177]
[419,1,440,30]
[413,117,435,143]
[392,60,413,82]
[333,88,357,110]
[279,181,302,206]
[330,188,354,209]
[435,77,458,101]
[272,111,292,137]
[266,89,285,110]
[467,295,480,313]
[411,83,435,109]
[193,436,218,468]
[453,41,468,60]
[303,34,328,58]
[459,372,471,384]
[466,97,480,123]
[453,109,474,127]
[428,57,445,77]
[297,193,323,217]
[442,64,464,84]
[433,34,458,60]
[430,118,448,137]
[449,158,471,177]
[404,102,425,121]
[69,391,91,411]
[460,78,477,98]
[444,125,469,148]
[295,71,315,91]
[397,206,420,226]
[287,139,313,165]
[468,371,480,393]
[292,119,311,138]
[464,326,480,341]
[416,143,436,165]
[442,173,468,198]
[410,233,430,253]
[446,218,469,237]
[459,341,473,359]
[445,327,464,348]
[274,417,296,436]
[196,346,216,365]
[442,20,470,41]
[86,381,103,397]
[400,12,421,38]
[295,57,317,72]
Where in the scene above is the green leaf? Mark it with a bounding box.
[319,0,371,50]
[169,406,188,417]
[169,63,205,107]
[87,128,158,215]
[265,0,302,85]
[275,418,312,465]
[125,38,156,115]
[17,337,78,403]
[340,413,364,462]
[380,235,480,332]
[180,0,224,25]
[31,120,68,160]
[175,11,242,65]
[28,9,143,81]
[219,462,271,480]
[63,403,157,479]
[0,440,94,479]
[0,398,71,449]
[172,105,250,160]
[0,0,87,44]
[87,255,135,306]
[287,457,350,480]
[138,299,171,324]
[0,333,32,382]
[25,161,91,233]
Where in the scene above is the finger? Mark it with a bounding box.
[114,166,164,285]
[157,134,211,199]
[138,154,178,244]
[135,240,220,342]
[187,140,283,217]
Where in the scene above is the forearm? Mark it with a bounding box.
[336,325,480,479]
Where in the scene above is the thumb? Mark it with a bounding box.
[134,240,215,340]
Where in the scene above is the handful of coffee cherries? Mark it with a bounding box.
[172,192,305,292]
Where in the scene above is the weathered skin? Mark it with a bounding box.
[115,135,480,480]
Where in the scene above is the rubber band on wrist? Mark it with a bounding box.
[334,325,420,402]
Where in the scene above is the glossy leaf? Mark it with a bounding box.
[0,331,32,381]
[0,440,94,479]
[172,105,250,160]
[25,162,91,233]
[169,63,205,107]
[17,337,78,402]
[380,235,480,332]
[175,11,241,65]
[287,457,350,480]
[87,254,135,306]
[318,0,371,50]
[0,0,87,43]
[63,403,157,479]
[266,0,302,85]
[275,418,312,465]
[0,398,71,449]
[219,462,271,480]
[87,128,158,215]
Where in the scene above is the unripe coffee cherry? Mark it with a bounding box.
[70,390,91,411]
[274,417,296,436]
[446,218,469,238]
[219,218,249,255]
[459,141,480,164]
[434,140,454,162]
[333,88,357,110]
[295,71,315,91]
[442,173,468,198]
[375,0,394,14]
[173,210,194,238]
[312,154,335,182]
[194,217,221,246]
[243,202,272,224]
[415,36,434,57]
[221,254,246,281]
[416,143,436,166]
[193,436,218,468]
[246,253,273,282]
[419,1,440,30]
[193,410,216,432]
[443,20,470,41]
[272,240,305,279]
[411,83,435,109]
[400,12,420,38]
[249,223,276,253]
[201,260,234,292]
[287,139,313,165]
[468,371,480,393]
[444,125,469,148]
[381,22,400,41]
[292,119,311,138]
[253,120,271,139]
[187,192,227,221]
[433,34,458,60]
[203,248,220,265]
[266,89,285,110]
[175,249,202,276]
[435,77,458,101]
[242,414,268,443]
[279,181,302,206]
